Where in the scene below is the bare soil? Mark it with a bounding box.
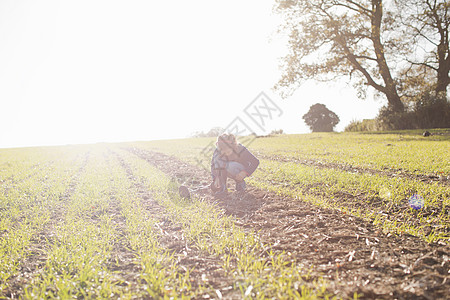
[115,152,241,298]
[255,153,450,241]
[126,147,450,300]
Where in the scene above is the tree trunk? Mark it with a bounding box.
[435,30,449,96]
[436,66,449,96]
[372,0,405,112]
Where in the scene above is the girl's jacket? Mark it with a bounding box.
[210,144,259,179]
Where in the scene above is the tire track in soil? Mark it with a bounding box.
[115,150,240,299]
[3,151,91,299]
[126,147,450,300]
[257,153,450,187]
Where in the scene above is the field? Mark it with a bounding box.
[1,130,449,299]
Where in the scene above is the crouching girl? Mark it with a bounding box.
[210,133,259,195]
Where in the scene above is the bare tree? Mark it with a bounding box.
[275,0,405,112]
[395,0,449,97]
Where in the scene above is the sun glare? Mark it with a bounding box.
[0,0,383,148]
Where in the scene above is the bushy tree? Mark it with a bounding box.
[303,104,340,132]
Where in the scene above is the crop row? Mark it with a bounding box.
[116,148,332,299]
[250,133,450,175]
[20,146,200,299]
[248,159,449,243]
[128,132,450,176]
[110,151,196,298]
[127,134,449,243]
[0,147,87,297]
[1,145,333,298]
[24,147,122,298]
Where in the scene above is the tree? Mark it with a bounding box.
[303,104,340,132]
[274,0,405,112]
[191,127,224,138]
[394,0,449,97]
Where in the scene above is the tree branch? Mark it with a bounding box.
[330,0,371,17]
[406,59,439,71]
[335,35,386,92]
[353,55,378,61]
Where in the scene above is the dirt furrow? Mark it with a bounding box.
[115,150,240,298]
[259,178,449,241]
[255,152,449,241]
[126,147,450,300]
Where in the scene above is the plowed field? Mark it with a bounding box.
[1,131,449,299]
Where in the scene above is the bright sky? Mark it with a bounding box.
[0,0,384,148]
